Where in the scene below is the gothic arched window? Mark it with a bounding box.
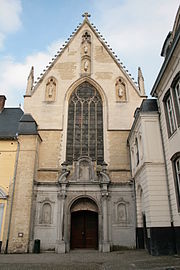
[66,82,104,164]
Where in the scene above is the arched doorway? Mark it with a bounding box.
[70,198,98,249]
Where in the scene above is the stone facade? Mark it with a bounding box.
[2,8,180,255]
[2,14,144,253]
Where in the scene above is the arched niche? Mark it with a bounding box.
[45,77,57,102]
[115,77,127,102]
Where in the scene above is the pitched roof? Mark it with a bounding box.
[0,108,23,139]
[127,99,158,142]
[18,114,38,135]
[31,15,139,94]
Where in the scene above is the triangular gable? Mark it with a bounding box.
[30,13,139,94]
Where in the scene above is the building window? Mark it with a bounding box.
[0,204,4,239]
[66,82,104,164]
[163,91,176,136]
[135,137,139,166]
[175,80,180,114]
[171,153,180,210]
[172,73,180,127]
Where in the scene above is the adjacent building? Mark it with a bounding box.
[128,99,174,255]
[0,96,23,252]
[151,5,180,254]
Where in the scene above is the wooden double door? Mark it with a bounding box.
[71,210,98,249]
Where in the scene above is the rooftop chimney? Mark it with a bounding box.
[0,95,6,113]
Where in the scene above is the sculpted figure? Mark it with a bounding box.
[118,85,124,97]
[84,60,89,72]
[116,77,126,101]
[46,78,56,101]
[84,45,88,54]
[47,79,55,97]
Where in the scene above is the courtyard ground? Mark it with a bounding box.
[0,249,180,270]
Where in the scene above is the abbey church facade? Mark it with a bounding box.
[0,8,180,255]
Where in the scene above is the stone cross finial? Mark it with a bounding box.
[82,12,91,20]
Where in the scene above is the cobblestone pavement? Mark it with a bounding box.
[0,250,180,270]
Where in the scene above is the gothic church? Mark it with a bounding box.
[0,9,180,255]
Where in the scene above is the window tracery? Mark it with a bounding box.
[66,82,104,164]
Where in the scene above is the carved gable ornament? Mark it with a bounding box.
[115,77,127,102]
[81,31,91,76]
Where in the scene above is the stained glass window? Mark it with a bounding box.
[66,82,104,164]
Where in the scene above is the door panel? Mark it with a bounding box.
[71,210,98,249]
[71,211,85,248]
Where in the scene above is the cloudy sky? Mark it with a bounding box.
[0,0,179,107]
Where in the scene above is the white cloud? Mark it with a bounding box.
[0,0,179,107]
[0,33,5,48]
[0,0,22,49]
[0,39,64,107]
[94,0,180,93]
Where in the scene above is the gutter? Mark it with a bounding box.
[127,139,137,247]
[5,139,20,253]
[157,101,173,224]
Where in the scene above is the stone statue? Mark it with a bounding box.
[84,45,88,54]
[47,80,55,97]
[46,78,56,101]
[84,60,89,72]
[116,77,126,101]
[118,85,124,97]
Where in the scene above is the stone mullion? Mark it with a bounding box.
[88,102,90,156]
[80,101,83,155]
[72,102,76,161]
[95,102,97,161]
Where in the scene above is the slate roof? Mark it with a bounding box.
[0,108,39,138]
[139,99,158,113]
[0,108,23,139]
[18,114,38,135]
[128,99,158,142]
[133,99,158,118]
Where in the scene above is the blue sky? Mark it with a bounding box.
[0,0,179,107]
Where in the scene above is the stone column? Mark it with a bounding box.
[102,191,110,252]
[56,184,66,253]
